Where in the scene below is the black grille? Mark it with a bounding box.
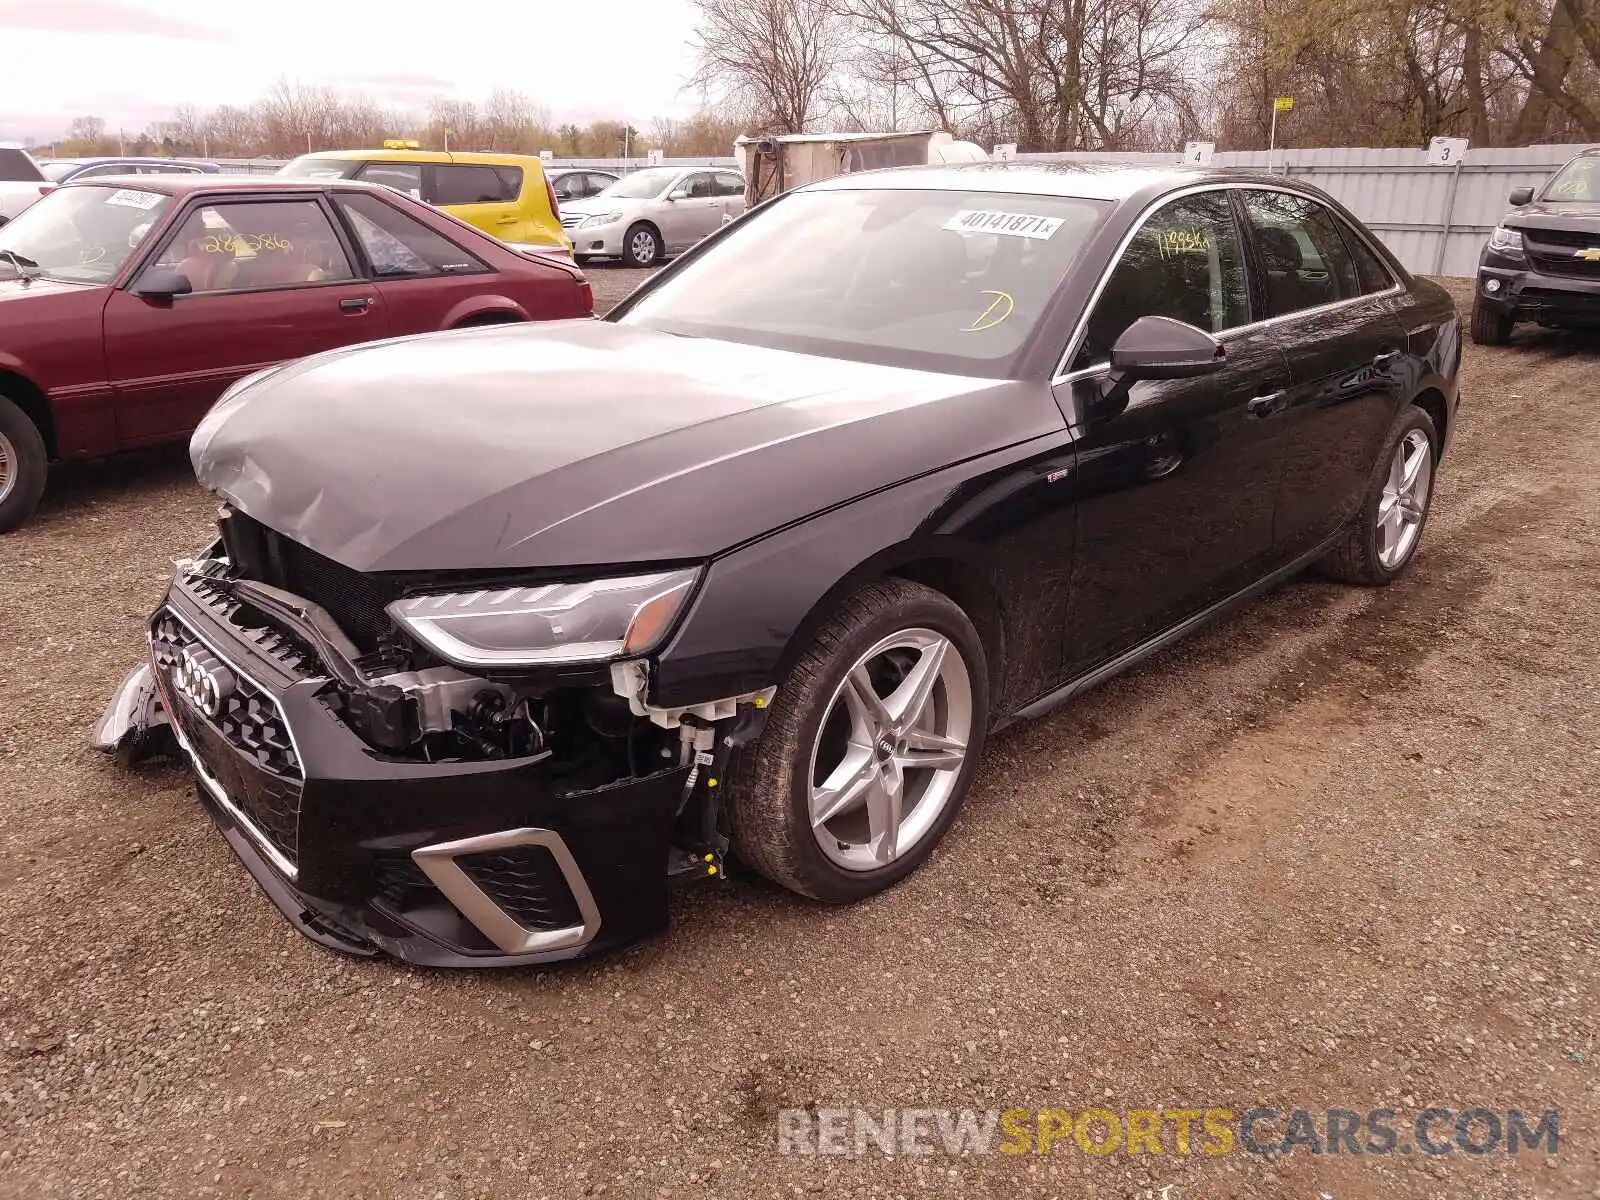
[153,612,303,865]
[372,855,436,912]
[220,510,401,652]
[458,847,582,930]
[1525,234,1600,279]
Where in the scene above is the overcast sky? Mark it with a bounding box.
[0,0,703,142]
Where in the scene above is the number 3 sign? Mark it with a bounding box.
[1427,137,1469,166]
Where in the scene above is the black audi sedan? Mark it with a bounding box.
[95,162,1461,967]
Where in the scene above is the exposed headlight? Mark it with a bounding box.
[580,212,623,228]
[1488,225,1525,256]
[387,569,699,668]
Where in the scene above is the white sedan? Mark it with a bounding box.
[558,166,746,267]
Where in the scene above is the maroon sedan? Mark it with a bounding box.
[0,175,594,532]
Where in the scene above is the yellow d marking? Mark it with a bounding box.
[967,290,1014,332]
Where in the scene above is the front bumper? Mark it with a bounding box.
[98,575,691,967]
[562,220,623,257]
[1477,258,1600,323]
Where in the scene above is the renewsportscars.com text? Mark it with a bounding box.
[776,1106,1560,1158]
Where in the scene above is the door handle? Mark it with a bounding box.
[1372,349,1401,369]
[495,215,518,224]
[340,297,371,313]
[1247,390,1287,418]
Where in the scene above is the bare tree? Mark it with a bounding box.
[689,0,844,132]
[834,0,1207,151]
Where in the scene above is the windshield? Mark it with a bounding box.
[1543,156,1600,202]
[280,155,360,180]
[0,184,170,283]
[40,161,79,182]
[615,188,1110,375]
[597,168,681,200]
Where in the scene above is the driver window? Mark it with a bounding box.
[148,200,355,293]
[1074,191,1249,370]
[685,174,716,199]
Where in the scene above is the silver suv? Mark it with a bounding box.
[558,166,746,267]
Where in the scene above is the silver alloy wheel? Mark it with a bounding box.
[807,628,973,872]
[0,430,16,506]
[1377,428,1433,569]
[630,228,658,265]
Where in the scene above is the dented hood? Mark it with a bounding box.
[190,320,1052,572]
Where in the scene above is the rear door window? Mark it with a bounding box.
[1239,190,1361,316]
[715,172,745,197]
[1338,222,1396,294]
[1075,190,1251,369]
[431,165,517,205]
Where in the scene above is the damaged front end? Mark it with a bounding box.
[93,506,773,966]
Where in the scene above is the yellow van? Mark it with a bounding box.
[279,148,571,257]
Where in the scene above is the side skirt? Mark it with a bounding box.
[1006,532,1345,727]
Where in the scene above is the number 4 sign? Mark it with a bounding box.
[1184,141,1215,167]
[1427,136,1469,166]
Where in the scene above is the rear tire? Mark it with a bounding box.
[1315,405,1438,586]
[1470,299,1513,345]
[621,223,661,268]
[726,578,989,903]
[0,393,48,535]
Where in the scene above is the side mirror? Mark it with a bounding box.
[133,266,192,300]
[667,188,689,201]
[1508,186,1535,206]
[1109,315,1225,381]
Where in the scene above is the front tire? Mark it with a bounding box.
[1316,405,1438,585]
[727,578,989,903]
[621,223,661,268]
[0,394,48,534]
[1470,299,1513,345]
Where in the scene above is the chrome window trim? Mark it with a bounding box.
[412,828,602,957]
[152,608,306,881]
[1051,181,1404,385]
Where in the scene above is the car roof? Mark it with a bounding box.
[807,160,1307,202]
[294,148,546,167]
[58,174,406,197]
[49,156,215,166]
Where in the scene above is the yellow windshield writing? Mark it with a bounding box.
[966,290,1015,332]
[201,233,293,254]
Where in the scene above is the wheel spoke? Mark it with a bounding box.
[811,745,877,827]
[1387,447,1407,493]
[843,666,892,738]
[883,637,947,732]
[897,727,966,771]
[864,765,903,863]
[1400,442,1426,492]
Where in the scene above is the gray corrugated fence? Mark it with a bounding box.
[1020,145,1594,277]
[218,144,1591,276]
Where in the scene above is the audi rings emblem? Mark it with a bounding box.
[171,645,235,719]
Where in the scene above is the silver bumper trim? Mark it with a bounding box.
[412,828,601,956]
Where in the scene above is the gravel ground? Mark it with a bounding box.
[0,276,1595,1199]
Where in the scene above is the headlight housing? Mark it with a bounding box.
[580,212,623,228]
[387,569,699,668]
[1488,225,1525,256]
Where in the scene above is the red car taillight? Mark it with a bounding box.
[38,184,54,197]
[578,277,594,314]
[545,176,559,220]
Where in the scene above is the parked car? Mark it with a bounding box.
[0,174,593,532]
[546,167,619,204]
[0,145,51,226]
[278,149,571,258]
[40,157,221,184]
[559,165,746,266]
[94,163,1459,968]
[1472,146,1600,344]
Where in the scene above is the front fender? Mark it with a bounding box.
[650,429,1078,716]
